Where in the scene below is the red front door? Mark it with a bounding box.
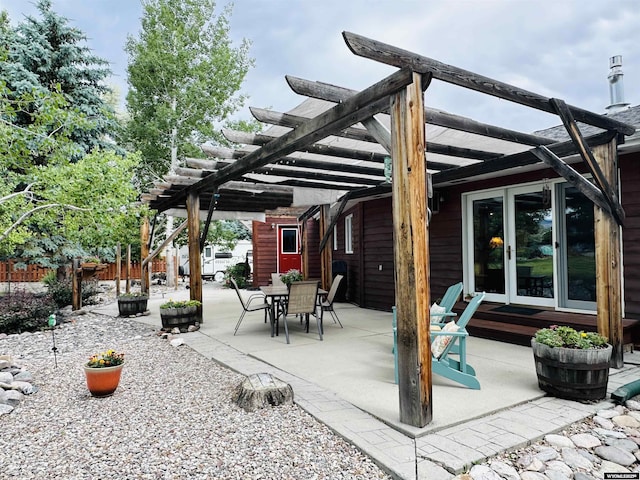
[277,226,301,273]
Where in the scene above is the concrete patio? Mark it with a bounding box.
[93,281,640,479]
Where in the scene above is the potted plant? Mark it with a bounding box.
[279,269,303,287]
[159,299,202,329]
[83,349,125,397]
[117,292,149,316]
[81,256,102,268]
[531,325,612,401]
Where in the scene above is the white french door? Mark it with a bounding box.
[465,183,555,307]
[507,185,554,306]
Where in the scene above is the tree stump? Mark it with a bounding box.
[236,373,293,412]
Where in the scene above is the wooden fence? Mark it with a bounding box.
[0,260,167,282]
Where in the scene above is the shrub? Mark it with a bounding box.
[46,277,73,307]
[534,325,608,349]
[159,299,202,309]
[44,277,101,308]
[0,289,57,334]
[224,262,249,289]
[280,269,303,286]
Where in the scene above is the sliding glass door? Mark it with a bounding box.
[469,194,506,301]
[556,184,596,310]
[507,185,554,306]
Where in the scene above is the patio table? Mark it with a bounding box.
[260,285,327,337]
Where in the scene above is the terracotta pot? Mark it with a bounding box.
[531,339,612,401]
[83,363,124,397]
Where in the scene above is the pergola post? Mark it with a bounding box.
[319,204,333,291]
[301,218,309,279]
[115,244,121,297]
[186,191,203,321]
[594,139,623,368]
[140,217,150,295]
[391,72,432,427]
[126,244,131,294]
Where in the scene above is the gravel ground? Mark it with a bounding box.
[1,312,391,480]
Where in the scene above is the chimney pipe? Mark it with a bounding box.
[605,55,630,114]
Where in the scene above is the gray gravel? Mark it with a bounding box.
[1,313,391,480]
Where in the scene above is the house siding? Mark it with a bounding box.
[621,152,640,318]
[251,215,303,287]
[325,149,640,323]
[362,198,395,311]
[332,204,362,305]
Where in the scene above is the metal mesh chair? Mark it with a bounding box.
[282,280,322,344]
[231,278,270,335]
[320,274,344,328]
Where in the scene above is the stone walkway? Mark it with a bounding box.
[177,329,640,479]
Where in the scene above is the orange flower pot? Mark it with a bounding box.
[83,363,124,397]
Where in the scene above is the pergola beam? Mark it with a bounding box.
[342,31,636,136]
[550,98,624,225]
[433,130,617,185]
[286,76,557,147]
[531,146,612,216]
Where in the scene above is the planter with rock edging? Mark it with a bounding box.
[160,305,199,329]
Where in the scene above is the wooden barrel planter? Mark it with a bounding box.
[117,296,148,316]
[160,306,199,329]
[531,339,612,401]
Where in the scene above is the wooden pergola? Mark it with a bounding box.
[141,32,635,428]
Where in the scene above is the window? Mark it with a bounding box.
[333,225,338,251]
[345,214,353,254]
[281,228,298,253]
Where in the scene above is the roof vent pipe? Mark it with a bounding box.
[605,55,630,114]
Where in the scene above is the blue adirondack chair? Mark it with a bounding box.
[430,292,485,389]
[430,282,463,323]
[392,292,485,389]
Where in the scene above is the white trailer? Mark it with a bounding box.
[179,240,252,282]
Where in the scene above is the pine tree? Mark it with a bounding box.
[1,0,119,166]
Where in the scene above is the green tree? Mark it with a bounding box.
[1,0,119,167]
[4,150,144,269]
[125,0,253,183]
[174,220,250,250]
[125,0,253,287]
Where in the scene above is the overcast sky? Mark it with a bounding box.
[2,0,639,133]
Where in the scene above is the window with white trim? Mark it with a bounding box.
[333,225,338,251]
[345,214,353,254]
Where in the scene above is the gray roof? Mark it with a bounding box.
[534,105,640,141]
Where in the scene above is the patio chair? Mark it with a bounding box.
[430,292,485,389]
[231,278,270,335]
[430,282,463,324]
[393,292,485,389]
[271,273,285,286]
[282,280,322,344]
[319,274,344,328]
